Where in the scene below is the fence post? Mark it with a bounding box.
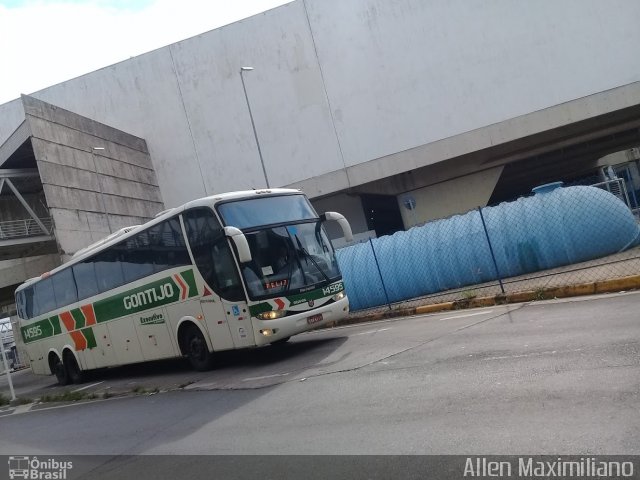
[369,238,392,310]
[477,206,505,294]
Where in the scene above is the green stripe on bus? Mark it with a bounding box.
[93,269,197,322]
[50,316,61,335]
[21,269,197,344]
[81,327,97,349]
[71,309,86,329]
[248,281,344,317]
[182,269,198,297]
[249,302,272,317]
[286,281,344,306]
[21,318,53,344]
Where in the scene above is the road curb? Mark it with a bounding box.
[338,275,640,327]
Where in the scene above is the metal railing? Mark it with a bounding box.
[0,217,53,240]
[591,178,632,210]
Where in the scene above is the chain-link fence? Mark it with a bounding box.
[336,182,640,314]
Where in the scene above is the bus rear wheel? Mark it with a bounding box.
[185,325,214,371]
[50,354,69,386]
[63,351,84,384]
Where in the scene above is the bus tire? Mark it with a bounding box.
[49,353,69,386]
[63,350,84,384]
[184,325,214,371]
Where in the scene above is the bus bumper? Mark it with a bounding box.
[252,296,350,346]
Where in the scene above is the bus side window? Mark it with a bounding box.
[24,287,36,319]
[149,218,190,273]
[94,250,125,292]
[121,231,155,283]
[52,267,78,310]
[183,208,244,302]
[33,278,55,318]
[16,290,27,319]
[74,261,100,301]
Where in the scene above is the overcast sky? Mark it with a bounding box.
[0,0,292,105]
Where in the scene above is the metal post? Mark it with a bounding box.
[477,206,505,294]
[369,238,392,310]
[240,67,270,188]
[0,335,16,403]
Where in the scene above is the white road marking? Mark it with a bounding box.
[72,381,104,392]
[352,328,391,336]
[439,310,494,321]
[242,373,290,382]
[12,404,33,415]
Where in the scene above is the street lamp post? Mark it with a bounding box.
[240,66,270,188]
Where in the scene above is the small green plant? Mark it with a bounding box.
[16,397,32,405]
[534,288,547,301]
[39,391,89,403]
[102,391,113,399]
[0,393,9,406]
[131,386,159,394]
[461,289,478,300]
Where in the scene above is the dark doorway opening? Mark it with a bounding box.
[360,194,404,237]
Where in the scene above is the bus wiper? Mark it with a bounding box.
[294,234,330,283]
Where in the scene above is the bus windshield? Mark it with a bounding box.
[218,196,340,299]
[217,194,317,229]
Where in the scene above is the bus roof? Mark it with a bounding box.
[15,188,302,293]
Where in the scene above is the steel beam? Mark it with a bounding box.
[0,169,40,178]
[4,179,50,235]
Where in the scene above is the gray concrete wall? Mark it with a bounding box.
[311,193,369,239]
[0,0,638,213]
[22,96,163,260]
[397,166,504,227]
[0,99,25,149]
[0,254,60,290]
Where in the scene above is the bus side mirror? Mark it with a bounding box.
[224,227,252,263]
[321,212,353,242]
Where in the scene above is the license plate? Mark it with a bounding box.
[307,314,323,325]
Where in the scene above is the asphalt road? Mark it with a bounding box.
[1,292,639,457]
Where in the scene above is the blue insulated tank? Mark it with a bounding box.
[336,183,640,311]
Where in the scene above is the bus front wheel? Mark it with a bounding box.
[184,325,214,371]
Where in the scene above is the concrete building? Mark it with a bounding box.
[1,0,640,306]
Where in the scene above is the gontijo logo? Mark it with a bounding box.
[124,283,174,310]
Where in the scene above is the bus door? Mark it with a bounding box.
[195,265,253,349]
[219,297,253,348]
[183,209,255,349]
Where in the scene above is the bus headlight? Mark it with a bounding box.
[257,310,287,320]
[333,291,345,301]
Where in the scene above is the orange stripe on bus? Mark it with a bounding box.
[69,331,88,351]
[60,311,75,332]
[81,304,97,326]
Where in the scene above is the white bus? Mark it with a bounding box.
[14,189,352,385]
